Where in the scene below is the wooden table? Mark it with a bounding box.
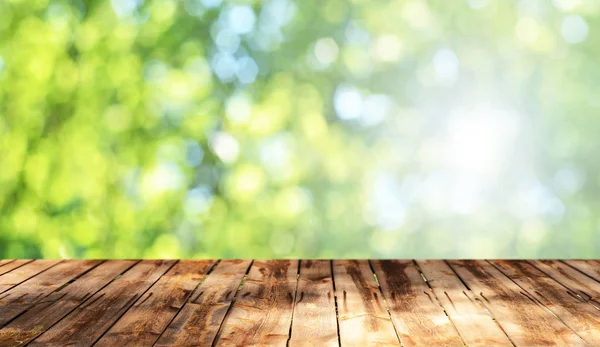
[0,260,599,346]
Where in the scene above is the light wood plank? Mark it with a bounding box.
[289,260,338,347]
[371,260,463,347]
[95,260,216,347]
[0,260,61,294]
[416,260,513,346]
[0,260,136,346]
[0,260,14,268]
[28,260,175,346]
[156,260,252,347]
[449,260,586,346]
[563,260,600,284]
[530,260,600,304]
[0,259,597,346]
[0,260,101,326]
[491,260,600,345]
[333,260,401,347]
[214,260,299,347]
[0,260,34,277]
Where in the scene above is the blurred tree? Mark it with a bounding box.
[1,0,599,258]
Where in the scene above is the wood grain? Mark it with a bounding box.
[28,260,175,346]
[214,260,299,347]
[0,260,32,277]
[289,260,338,347]
[492,260,600,345]
[156,260,252,347]
[333,260,400,347]
[0,259,598,346]
[0,260,61,294]
[416,260,513,346]
[0,260,101,326]
[563,260,600,284]
[0,260,136,346]
[530,260,600,304]
[371,260,463,347]
[95,260,216,347]
[449,260,586,346]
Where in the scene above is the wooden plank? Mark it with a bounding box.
[0,260,136,346]
[95,260,216,347]
[491,260,600,345]
[0,260,34,277]
[214,260,299,347]
[156,260,252,347]
[0,260,61,294]
[289,260,338,347]
[563,260,600,283]
[416,260,512,346]
[448,260,586,346]
[0,260,14,268]
[333,260,400,347]
[530,260,600,304]
[28,260,175,346]
[0,260,101,326]
[371,260,462,347]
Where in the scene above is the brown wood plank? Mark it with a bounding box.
[28,260,175,346]
[371,260,462,347]
[416,260,513,346]
[156,260,252,347]
[491,260,600,345]
[214,260,299,347]
[0,260,136,346]
[289,260,338,347]
[0,260,34,277]
[0,260,101,326]
[530,260,600,304]
[448,260,586,346]
[563,260,600,283]
[0,260,14,268]
[333,260,400,347]
[95,260,216,347]
[0,260,61,294]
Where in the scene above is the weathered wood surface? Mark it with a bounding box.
[531,260,600,305]
[416,260,513,346]
[448,260,587,346]
[1,259,600,346]
[0,260,136,346]
[96,260,216,347]
[156,260,252,346]
[333,260,400,346]
[0,260,60,294]
[28,260,175,346]
[491,260,600,345]
[0,260,101,326]
[215,260,299,346]
[0,260,32,276]
[289,260,338,347]
[371,260,463,346]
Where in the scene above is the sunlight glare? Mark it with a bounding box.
[444,105,520,182]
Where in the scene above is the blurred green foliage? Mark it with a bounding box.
[1,0,600,258]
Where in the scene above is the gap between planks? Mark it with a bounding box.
[442,260,517,347]
[89,260,181,346]
[0,260,142,346]
[486,260,595,345]
[210,260,255,347]
[3,260,600,347]
[152,259,222,345]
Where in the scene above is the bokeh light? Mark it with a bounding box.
[1,0,600,259]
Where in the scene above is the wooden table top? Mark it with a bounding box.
[0,260,599,346]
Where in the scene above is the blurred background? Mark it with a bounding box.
[0,0,599,259]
